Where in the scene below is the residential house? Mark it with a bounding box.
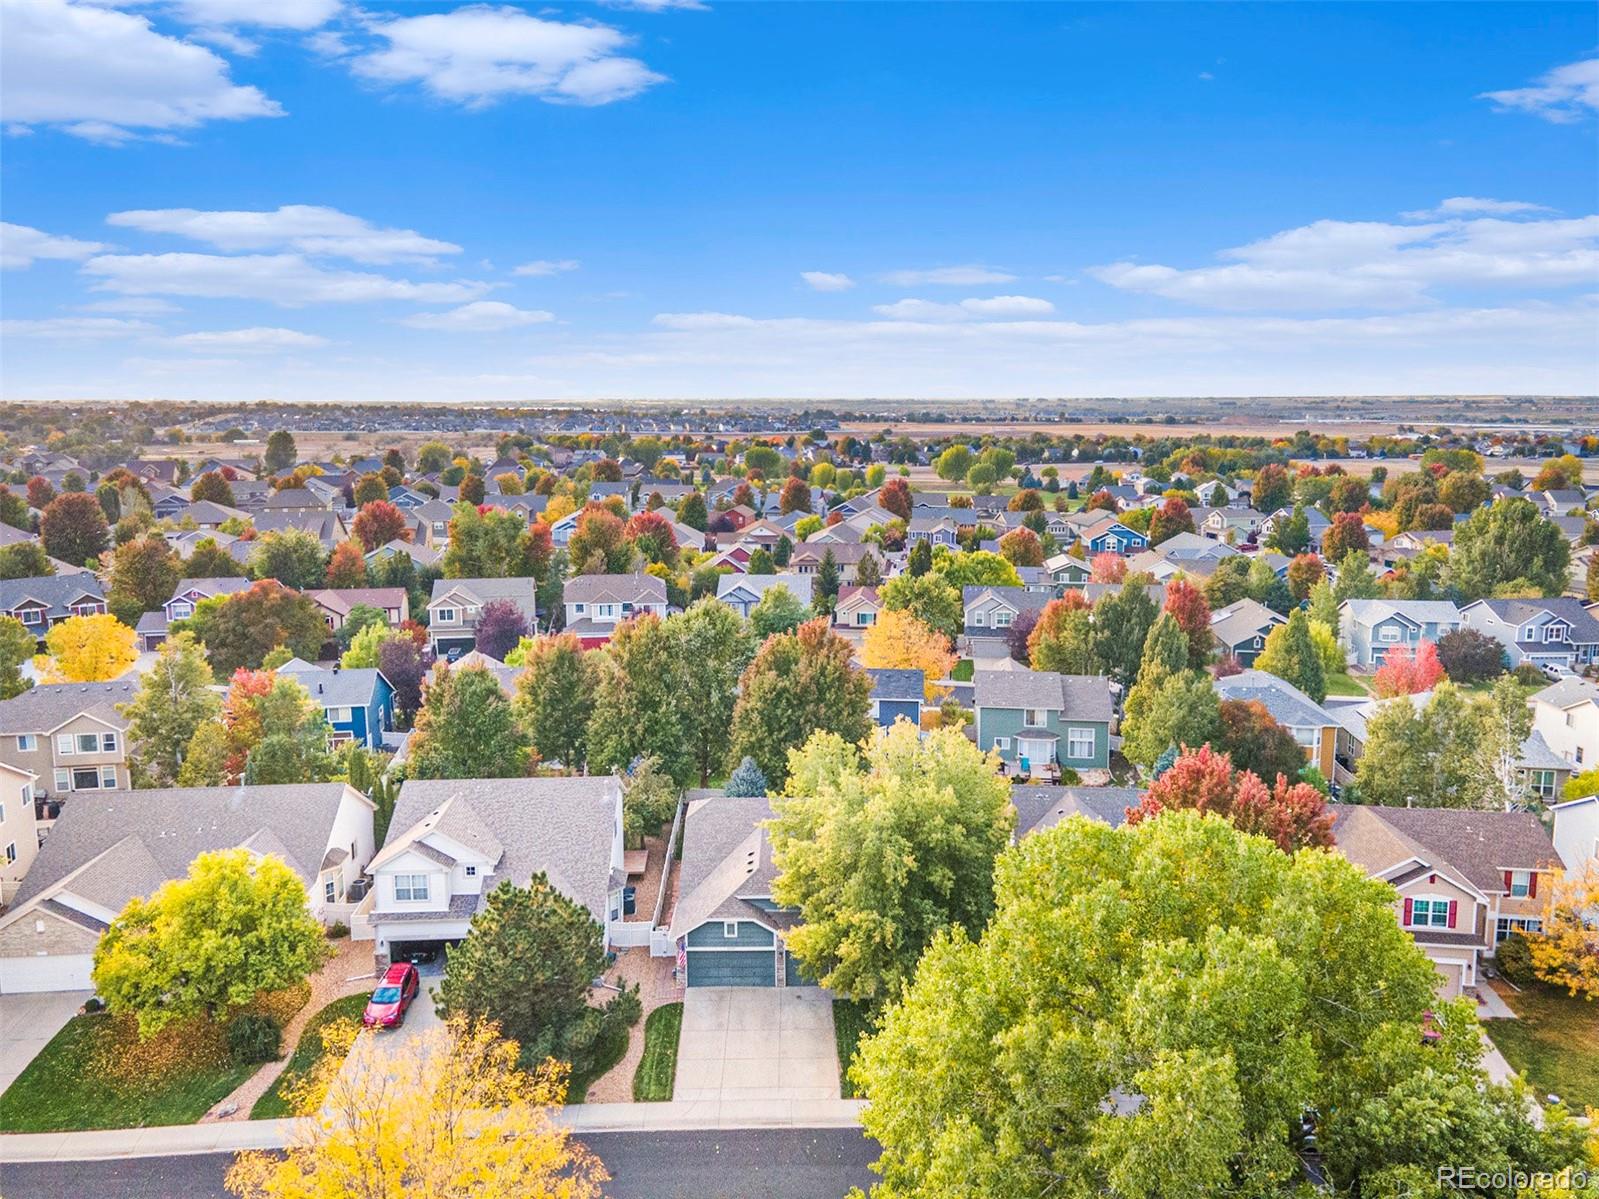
[360,776,625,968]
[1259,506,1332,546]
[0,681,136,800]
[426,578,539,657]
[305,587,409,631]
[1214,670,1340,780]
[668,795,814,988]
[364,538,443,570]
[788,541,877,584]
[253,508,348,548]
[1459,598,1599,673]
[867,668,924,729]
[1011,784,1141,839]
[562,572,669,648]
[0,762,40,904]
[1529,676,1599,771]
[833,585,883,630]
[1550,794,1599,874]
[973,669,1115,777]
[1338,599,1463,669]
[1043,552,1092,589]
[963,586,1051,651]
[716,573,814,619]
[136,576,251,651]
[1075,514,1149,556]
[1209,599,1285,667]
[906,515,961,548]
[276,659,395,750]
[412,499,456,549]
[0,576,108,647]
[0,783,374,993]
[1327,804,1560,998]
[1199,506,1264,544]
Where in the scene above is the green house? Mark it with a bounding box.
[973,669,1114,774]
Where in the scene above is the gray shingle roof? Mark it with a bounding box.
[972,669,1114,722]
[1012,784,1143,838]
[1475,597,1599,645]
[0,680,136,735]
[1214,669,1332,730]
[561,572,667,606]
[668,795,785,939]
[276,661,386,708]
[1328,803,1557,893]
[429,576,538,614]
[0,575,106,619]
[869,668,925,703]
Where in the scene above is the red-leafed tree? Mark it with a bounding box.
[1162,576,1212,669]
[1286,552,1325,601]
[351,500,410,551]
[779,477,812,515]
[1147,497,1194,545]
[568,504,632,575]
[1089,551,1126,584]
[325,540,368,588]
[1087,489,1119,513]
[625,510,679,567]
[474,598,531,660]
[1321,512,1370,561]
[521,520,554,579]
[878,478,912,522]
[997,527,1044,568]
[26,476,55,510]
[1371,640,1444,698]
[1126,744,1333,853]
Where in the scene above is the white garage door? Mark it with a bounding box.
[0,955,95,994]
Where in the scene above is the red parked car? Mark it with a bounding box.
[362,963,420,1029]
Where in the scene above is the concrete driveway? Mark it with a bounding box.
[0,991,89,1095]
[674,988,838,1103]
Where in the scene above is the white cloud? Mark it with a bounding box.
[349,5,665,108]
[1089,211,1599,310]
[1479,57,1599,124]
[800,271,854,292]
[0,0,283,142]
[76,297,182,314]
[171,0,341,30]
[872,295,1056,321]
[1,222,108,269]
[870,298,966,321]
[1,316,156,339]
[1401,197,1555,220]
[168,326,329,351]
[878,265,1017,286]
[83,252,490,305]
[399,300,555,331]
[961,295,1055,317]
[187,27,258,56]
[601,0,707,11]
[106,205,460,264]
[513,258,581,277]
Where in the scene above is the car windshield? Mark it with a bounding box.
[371,986,402,1003]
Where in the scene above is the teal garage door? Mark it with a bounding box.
[784,951,816,987]
[686,950,775,987]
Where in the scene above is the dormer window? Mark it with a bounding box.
[465,865,477,877]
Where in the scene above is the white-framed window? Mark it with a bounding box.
[1409,898,1451,928]
[573,602,587,614]
[1545,624,1566,643]
[56,734,73,757]
[597,603,617,619]
[1023,708,1047,728]
[54,769,69,792]
[1528,769,1556,799]
[16,734,35,752]
[994,736,1012,751]
[1507,870,1532,898]
[0,803,5,823]
[18,607,43,626]
[435,607,458,624]
[723,920,738,938]
[465,865,477,877]
[1377,625,1401,643]
[856,611,875,626]
[327,707,352,724]
[3,843,14,865]
[324,877,337,903]
[18,784,30,804]
[1066,727,1095,760]
[101,732,117,753]
[1495,916,1543,943]
[1292,726,1318,748]
[169,601,193,620]
[394,874,430,902]
[1579,746,1586,765]
[74,733,99,754]
[971,611,986,627]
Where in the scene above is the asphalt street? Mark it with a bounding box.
[0,1127,880,1199]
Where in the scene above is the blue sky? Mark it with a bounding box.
[1,0,1595,402]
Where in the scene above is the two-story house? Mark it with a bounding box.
[426,577,539,657]
[1338,599,1462,669]
[1327,804,1560,999]
[0,782,373,993]
[1459,598,1599,673]
[1215,670,1340,779]
[0,577,108,648]
[360,776,626,969]
[1075,514,1149,557]
[276,659,395,750]
[136,576,252,651]
[787,542,876,584]
[833,585,883,631]
[1551,793,1599,875]
[963,586,1051,642]
[716,573,814,619]
[1042,552,1092,590]
[305,587,410,633]
[562,573,669,648]
[0,681,136,801]
[973,669,1114,778]
[0,762,40,904]
[1528,675,1599,771]
[411,499,457,550]
[1209,598,1285,667]
[905,516,961,548]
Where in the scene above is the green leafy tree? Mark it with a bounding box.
[92,849,329,1037]
[815,548,841,615]
[176,720,230,787]
[40,492,109,566]
[416,439,453,473]
[1215,699,1308,785]
[851,810,1566,1199]
[1353,683,1476,807]
[934,445,974,482]
[749,583,810,638]
[1449,497,1571,599]
[408,664,531,779]
[906,539,932,578]
[667,599,756,785]
[932,549,1020,590]
[1028,595,1098,675]
[1265,505,1310,555]
[586,613,693,783]
[513,632,595,771]
[879,572,962,641]
[120,632,221,788]
[0,615,37,700]
[442,502,543,578]
[436,875,639,1078]
[567,505,634,576]
[241,676,335,785]
[0,542,53,580]
[190,471,236,506]
[728,619,872,787]
[746,546,775,575]
[263,429,298,473]
[178,580,328,674]
[1256,609,1326,703]
[249,530,328,592]
[183,537,240,579]
[1090,580,1158,688]
[770,723,1014,1004]
[1122,666,1219,770]
[1332,549,1381,603]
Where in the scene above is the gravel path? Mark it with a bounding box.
[584,950,683,1104]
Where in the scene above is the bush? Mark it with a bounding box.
[1512,662,1547,687]
[1436,628,1507,684]
[226,1013,283,1066]
[1494,931,1536,985]
[327,922,350,940]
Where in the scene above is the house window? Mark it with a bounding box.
[971,612,986,627]
[327,707,352,724]
[56,734,73,757]
[3,843,14,865]
[1495,916,1543,943]
[75,733,100,754]
[17,785,29,805]
[18,608,43,626]
[1066,727,1095,760]
[597,603,617,619]
[435,607,458,624]
[1409,898,1451,928]
[1292,727,1318,748]
[324,877,337,903]
[573,603,586,614]
[1023,709,1047,728]
[994,736,1012,751]
[394,874,430,902]
[0,804,4,823]
[992,610,1014,629]
[1508,870,1532,898]
[16,735,35,752]
[70,767,106,790]
[101,732,117,753]
[1545,625,1566,643]
[465,865,477,877]
[169,602,193,620]
[723,920,738,938]
[1377,626,1401,643]
[1579,747,1586,765]
[1529,770,1556,799]
[856,611,875,626]
[54,769,69,792]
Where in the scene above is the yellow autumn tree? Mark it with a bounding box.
[226,1015,607,1199]
[36,612,137,682]
[860,608,956,704]
[1528,862,1599,999]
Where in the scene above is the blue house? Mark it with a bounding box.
[973,668,1115,777]
[868,668,924,729]
[1079,515,1148,556]
[277,660,395,750]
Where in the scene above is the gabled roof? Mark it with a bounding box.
[668,795,785,939]
[1214,669,1334,730]
[0,680,137,735]
[972,669,1114,721]
[868,668,924,703]
[0,575,106,616]
[716,573,814,606]
[1467,597,1599,643]
[1209,598,1286,646]
[562,572,666,606]
[429,576,538,612]
[1340,598,1462,628]
[962,585,1051,615]
[1011,784,1142,838]
[1328,803,1558,894]
[276,660,387,708]
[1531,675,1599,710]
[305,587,407,616]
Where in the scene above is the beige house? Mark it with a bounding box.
[0,681,136,805]
[1329,805,1560,999]
[0,762,41,904]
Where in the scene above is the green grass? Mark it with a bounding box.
[951,659,974,682]
[1485,982,1599,1111]
[565,1017,633,1105]
[833,999,875,1099]
[631,1002,683,1101]
[251,992,369,1119]
[1323,671,1368,697]
[0,1014,257,1132]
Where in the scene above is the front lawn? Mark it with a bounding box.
[631,1002,683,1101]
[1323,671,1368,697]
[1485,982,1599,1111]
[0,1013,257,1131]
[565,1017,632,1105]
[252,992,369,1119]
[833,999,874,1099]
[951,659,975,682]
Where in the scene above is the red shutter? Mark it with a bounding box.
[1504,870,1514,892]
[1403,897,1413,925]
[1529,872,1538,899]
[1447,900,1458,929]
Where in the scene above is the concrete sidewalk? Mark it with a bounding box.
[0,1099,868,1162]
